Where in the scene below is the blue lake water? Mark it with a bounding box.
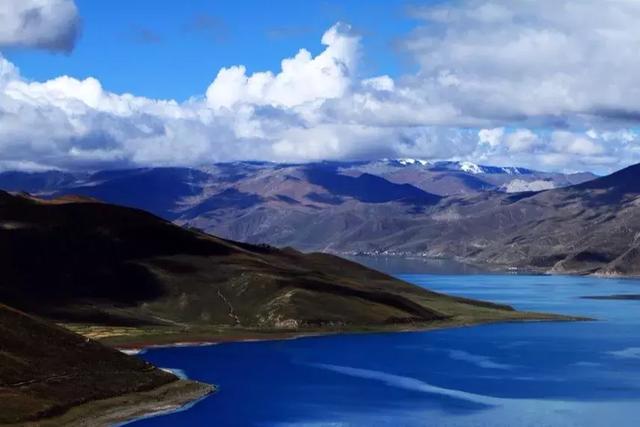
[131,270,640,426]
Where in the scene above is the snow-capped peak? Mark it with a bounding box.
[499,167,523,175]
[395,158,430,166]
[459,161,483,174]
[457,162,527,175]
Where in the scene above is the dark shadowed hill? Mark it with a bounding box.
[0,191,560,334]
[0,170,79,193]
[56,167,211,219]
[303,164,441,205]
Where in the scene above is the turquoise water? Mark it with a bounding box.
[131,272,640,426]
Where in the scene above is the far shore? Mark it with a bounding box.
[346,253,640,278]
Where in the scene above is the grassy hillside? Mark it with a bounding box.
[0,190,571,346]
[0,303,211,425]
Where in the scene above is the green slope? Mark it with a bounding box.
[0,191,574,345]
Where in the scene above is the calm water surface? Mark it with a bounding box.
[131,261,640,426]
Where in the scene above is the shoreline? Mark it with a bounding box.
[112,313,592,353]
[45,313,592,426]
[345,254,640,278]
[8,380,215,427]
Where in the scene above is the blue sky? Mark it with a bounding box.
[0,0,639,173]
[5,0,423,100]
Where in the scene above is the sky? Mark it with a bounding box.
[4,0,421,100]
[0,0,639,173]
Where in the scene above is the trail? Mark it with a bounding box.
[217,289,241,325]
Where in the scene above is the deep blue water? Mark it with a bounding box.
[130,271,640,426]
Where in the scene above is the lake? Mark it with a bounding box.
[130,260,640,426]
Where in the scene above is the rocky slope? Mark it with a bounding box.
[211,163,638,276]
[181,163,638,276]
[355,163,640,276]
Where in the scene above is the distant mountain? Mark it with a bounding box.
[201,162,638,276]
[427,163,640,275]
[0,160,594,200]
[59,167,211,219]
[340,159,596,196]
[0,160,594,221]
[304,164,440,204]
[0,161,611,275]
[0,170,79,193]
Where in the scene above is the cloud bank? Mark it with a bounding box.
[0,0,639,172]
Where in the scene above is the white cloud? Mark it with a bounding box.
[506,129,541,153]
[1,2,640,174]
[0,0,80,52]
[403,0,640,123]
[205,23,359,109]
[551,131,604,156]
[362,75,395,92]
[478,128,504,147]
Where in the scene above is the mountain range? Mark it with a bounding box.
[5,159,638,276]
[0,159,594,218]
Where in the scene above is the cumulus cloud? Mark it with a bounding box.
[205,23,359,109]
[1,2,640,173]
[403,0,640,124]
[0,0,80,52]
[471,127,628,171]
[478,128,504,148]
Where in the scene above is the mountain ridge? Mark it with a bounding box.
[3,161,633,276]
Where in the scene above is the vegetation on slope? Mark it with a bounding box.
[0,190,568,342]
[0,303,179,424]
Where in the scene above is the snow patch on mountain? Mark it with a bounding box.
[502,179,556,193]
[394,158,430,166]
[459,162,484,174]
